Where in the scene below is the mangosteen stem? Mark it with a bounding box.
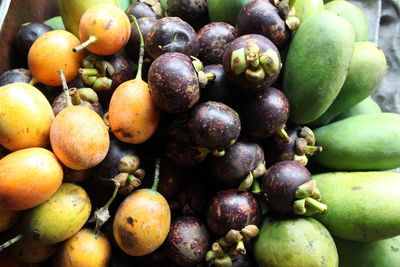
[212,242,226,258]
[305,197,328,214]
[306,145,323,155]
[131,16,145,81]
[79,68,99,77]
[28,77,38,86]
[293,197,327,215]
[0,233,24,252]
[238,173,254,192]
[57,69,73,107]
[69,88,83,105]
[277,128,292,144]
[73,36,97,52]
[151,158,161,192]
[235,240,246,256]
[251,180,262,195]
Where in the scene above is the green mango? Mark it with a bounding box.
[313,172,400,241]
[335,235,400,267]
[282,10,355,124]
[254,216,338,267]
[293,0,324,23]
[325,0,369,41]
[57,0,119,37]
[332,96,381,122]
[43,16,65,30]
[309,41,386,127]
[313,113,400,170]
[119,0,131,11]
[207,0,252,25]
[22,183,91,244]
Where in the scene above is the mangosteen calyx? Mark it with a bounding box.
[273,0,300,30]
[293,180,327,216]
[191,56,216,88]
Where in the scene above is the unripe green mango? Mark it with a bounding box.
[57,0,119,37]
[310,41,387,127]
[44,16,65,31]
[335,235,400,267]
[332,96,381,122]
[293,0,324,23]
[313,113,400,170]
[313,172,400,241]
[207,0,252,25]
[22,183,91,244]
[325,0,369,41]
[282,10,355,124]
[254,216,338,267]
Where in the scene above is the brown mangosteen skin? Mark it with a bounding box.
[186,101,241,150]
[206,189,261,236]
[158,159,185,200]
[126,17,158,63]
[105,54,133,90]
[0,68,32,86]
[209,141,265,187]
[148,52,200,113]
[240,87,289,139]
[126,2,159,19]
[236,0,290,48]
[198,22,238,65]
[146,17,200,60]
[163,216,210,266]
[201,65,239,107]
[223,34,281,92]
[167,0,209,30]
[262,160,311,214]
[164,137,206,168]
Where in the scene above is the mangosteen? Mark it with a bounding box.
[236,0,290,48]
[200,65,239,107]
[164,137,208,168]
[261,160,327,215]
[148,52,200,113]
[209,141,266,190]
[186,101,241,153]
[163,216,210,266]
[15,22,52,63]
[126,2,159,19]
[206,189,261,237]
[240,87,290,141]
[146,17,200,59]
[222,34,281,93]
[166,0,209,30]
[157,159,185,200]
[0,68,32,86]
[198,22,238,65]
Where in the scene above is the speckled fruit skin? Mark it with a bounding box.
[148,52,200,114]
[163,216,210,266]
[113,188,171,256]
[186,101,241,150]
[206,189,261,236]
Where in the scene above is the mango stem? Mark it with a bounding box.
[0,233,24,251]
[131,16,145,81]
[151,158,161,192]
[73,36,97,52]
[58,70,73,107]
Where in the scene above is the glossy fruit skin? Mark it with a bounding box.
[313,113,400,170]
[78,4,131,55]
[11,237,55,263]
[126,2,158,19]
[254,216,338,267]
[113,188,171,256]
[186,101,241,150]
[313,172,400,242]
[223,34,281,92]
[166,0,208,30]
[209,141,265,187]
[0,148,63,211]
[28,30,83,86]
[15,22,53,62]
[261,160,311,214]
[240,87,289,139]
[0,83,54,151]
[0,206,19,232]
[146,17,200,60]
[333,97,381,122]
[109,79,160,144]
[148,52,200,113]
[50,105,110,170]
[23,183,91,244]
[0,68,31,86]
[163,216,210,266]
[236,0,289,48]
[198,22,238,65]
[282,11,355,124]
[206,189,261,236]
[53,228,111,267]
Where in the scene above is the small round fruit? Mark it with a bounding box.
[0,83,54,151]
[0,148,63,211]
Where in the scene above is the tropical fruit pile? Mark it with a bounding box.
[0,0,398,266]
